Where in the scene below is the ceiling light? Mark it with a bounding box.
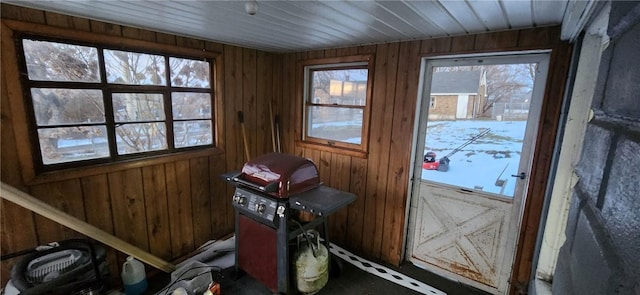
[245,0,258,15]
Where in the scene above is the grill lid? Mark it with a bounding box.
[235,152,320,198]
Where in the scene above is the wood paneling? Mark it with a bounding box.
[81,174,119,277]
[451,35,476,52]
[108,169,148,251]
[0,62,38,278]
[44,11,90,31]
[0,4,45,24]
[165,160,195,255]
[381,40,422,263]
[209,154,231,238]
[1,4,569,294]
[30,179,86,243]
[121,27,156,42]
[328,153,351,245]
[142,165,171,260]
[190,157,212,247]
[1,3,273,285]
[279,26,570,295]
[243,48,258,159]
[362,42,399,259]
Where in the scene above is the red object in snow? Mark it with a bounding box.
[423,151,439,170]
[422,161,440,170]
[421,128,491,172]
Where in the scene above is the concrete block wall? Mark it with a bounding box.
[552,2,640,295]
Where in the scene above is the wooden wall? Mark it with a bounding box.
[0,4,570,293]
[277,27,570,293]
[0,3,278,285]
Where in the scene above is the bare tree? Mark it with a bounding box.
[24,39,211,161]
[434,64,536,116]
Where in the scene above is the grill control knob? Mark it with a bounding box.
[276,205,285,218]
[236,196,247,206]
[257,203,266,214]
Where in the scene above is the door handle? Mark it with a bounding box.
[511,172,526,179]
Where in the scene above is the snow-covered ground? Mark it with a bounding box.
[421,120,527,198]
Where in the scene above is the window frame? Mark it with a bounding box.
[3,20,222,181]
[297,55,374,157]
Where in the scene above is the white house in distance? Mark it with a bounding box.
[428,70,487,120]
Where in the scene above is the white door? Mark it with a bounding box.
[456,95,469,119]
[406,53,550,295]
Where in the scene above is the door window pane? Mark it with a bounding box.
[421,64,537,198]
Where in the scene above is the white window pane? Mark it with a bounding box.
[22,39,100,83]
[169,57,210,88]
[174,120,212,148]
[38,126,109,164]
[113,93,165,122]
[104,50,166,85]
[172,92,211,119]
[116,123,167,155]
[31,88,105,126]
[312,69,367,106]
[307,106,362,144]
[422,64,537,198]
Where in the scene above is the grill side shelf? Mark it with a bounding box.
[289,186,356,216]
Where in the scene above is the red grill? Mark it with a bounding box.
[233,152,321,198]
[223,152,356,294]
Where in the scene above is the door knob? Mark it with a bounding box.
[511,172,526,179]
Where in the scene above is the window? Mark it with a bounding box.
[19,37,214,171]
[300,55,373,155]
[430,96,436,109]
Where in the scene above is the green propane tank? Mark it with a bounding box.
[293,230,329,295]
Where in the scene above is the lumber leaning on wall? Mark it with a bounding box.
[0,182,176,273]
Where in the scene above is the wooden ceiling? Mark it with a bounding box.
[4,0,588,52]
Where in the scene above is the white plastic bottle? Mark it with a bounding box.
[121,256,148,295]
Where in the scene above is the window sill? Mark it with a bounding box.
[26,147,224,185]
[295,140,367,158]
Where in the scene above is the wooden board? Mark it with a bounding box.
[30,179,86,243]
[1,182,175,272]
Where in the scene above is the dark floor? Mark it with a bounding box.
[146,258,490,295]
